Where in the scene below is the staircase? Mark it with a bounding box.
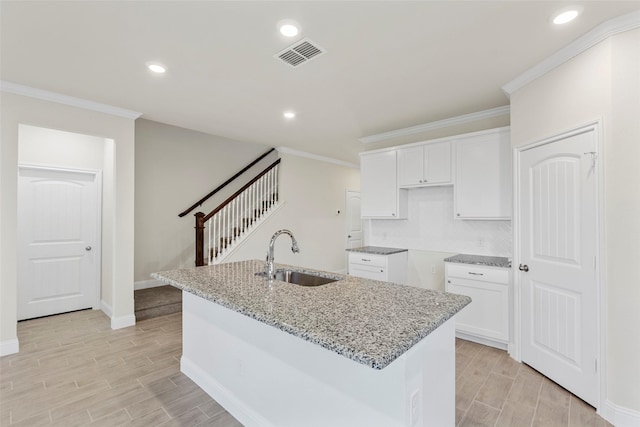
[181,149,282,266]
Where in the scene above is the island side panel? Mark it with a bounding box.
[180,291,455,427]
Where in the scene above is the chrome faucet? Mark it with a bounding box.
[265,229,300,279]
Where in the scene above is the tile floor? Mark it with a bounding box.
[0,309,611,426]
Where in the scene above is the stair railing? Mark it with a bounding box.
[195,159,281,266]
[179,148,275,218]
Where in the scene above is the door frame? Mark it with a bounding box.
[17,164,103,313]
[344,189,362,272]
[512,120,606,411]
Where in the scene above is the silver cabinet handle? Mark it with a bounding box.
[85,246,92,251]
[361,258,371,262]
[468,272,483,276]
[519,264,529,272]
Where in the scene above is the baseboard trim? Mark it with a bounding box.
[135,279,164,290]
[100,300,113,318]
[602,400,640,427]
[0,339,19,356]
[455,331,508,351]
[111,314,136,330]
[100,300,135,329]
[181,356,273,427]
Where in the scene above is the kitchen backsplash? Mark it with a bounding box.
[367,186,512,257]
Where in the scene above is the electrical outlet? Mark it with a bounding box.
[410,389,420,426]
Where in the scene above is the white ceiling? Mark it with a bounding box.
[2,1,638,163]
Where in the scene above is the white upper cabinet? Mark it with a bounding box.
[454,128,511,220]
[397,141,452,187]
[360,151,407,219]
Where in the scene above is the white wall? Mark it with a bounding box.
[1,91,136,350]
[226,153,361,274]
[18,125,106,170]
[367,186,512,290]
[134,119,268,282]
[510,28,640,418]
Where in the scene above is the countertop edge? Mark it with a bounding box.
[151,263,471,370]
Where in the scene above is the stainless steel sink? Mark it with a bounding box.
[256,269,339,286]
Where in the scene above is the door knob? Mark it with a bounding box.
[519,264,529,272]
[348,235,352,238]
[85,246,92,251]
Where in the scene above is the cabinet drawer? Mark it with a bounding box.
[446,263,509,284]
[349,265,387,281]
[348,253,387,268]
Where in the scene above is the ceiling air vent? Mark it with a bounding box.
[274,38,325,67]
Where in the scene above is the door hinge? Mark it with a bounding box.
[584,151,597,168]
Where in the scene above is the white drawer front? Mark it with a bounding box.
[349,265,387,281]
[446,263,509,284]
[348,252,387,268]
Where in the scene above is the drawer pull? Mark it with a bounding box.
[468,272,484,276]
[361,258,371,262]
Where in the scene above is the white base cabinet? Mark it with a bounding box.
[348,251,408,285]
[445,262,510,349]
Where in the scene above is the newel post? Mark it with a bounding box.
[195,212,206,267]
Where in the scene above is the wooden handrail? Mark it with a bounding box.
[202,158,281,223]
[178,148,276,217]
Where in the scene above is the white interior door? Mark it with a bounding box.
[518,127,598,406]
[18,166,101,320]
[345,190,363,249]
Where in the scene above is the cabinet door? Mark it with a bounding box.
[454,130,511,219]
[397,146,424,186]
[361,151,404,218]
[424,141,452,184]
[446,278,509,342]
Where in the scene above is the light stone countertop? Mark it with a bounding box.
[444,254,511,268]
[345,246,408,255]
[152,259,470,370]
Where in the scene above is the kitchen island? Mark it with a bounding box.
[152,260,470,427]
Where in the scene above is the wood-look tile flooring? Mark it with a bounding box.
[0,310,240,427]
[1,309,611,427]
[455,339,611,427]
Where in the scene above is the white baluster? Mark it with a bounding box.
[205,218,213,265]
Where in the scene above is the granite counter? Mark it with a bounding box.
[152,259,469,370]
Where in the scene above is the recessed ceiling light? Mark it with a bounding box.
[283,111,296,119]
[280,24,299,37]
[552,7,582,25]
[146,62,166,73]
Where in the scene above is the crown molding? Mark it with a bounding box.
[0,81,142,119]
[276,146,359,169]
[359,105,510,144]
[502,10,640,96]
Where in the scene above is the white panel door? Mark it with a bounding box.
[519,128,598,406]
[18,166,101,320]
[345,190,363,249]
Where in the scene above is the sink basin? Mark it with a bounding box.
[256,269,339,286]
